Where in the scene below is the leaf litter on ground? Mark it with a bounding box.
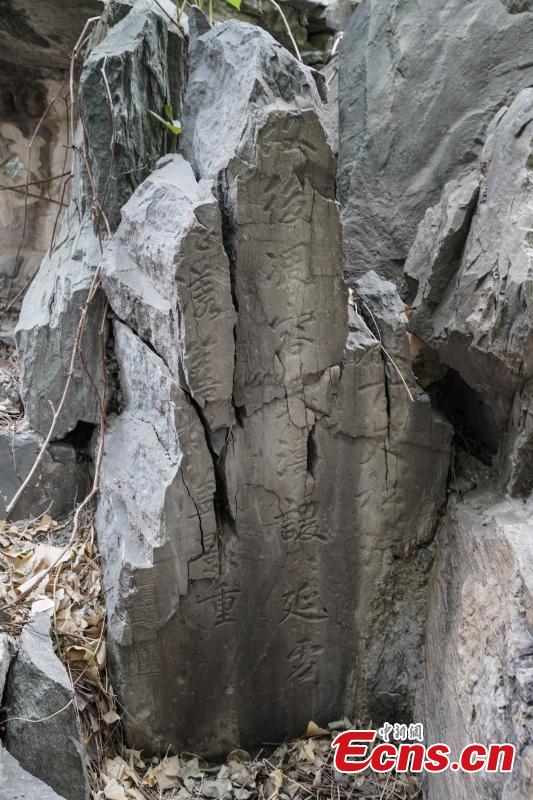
[0,510,421,800]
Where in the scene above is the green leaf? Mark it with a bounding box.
[163,102,174,121]
[149,109,182,136]
[223,0,241,9]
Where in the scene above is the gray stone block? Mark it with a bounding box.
[5,614,89,800]
[0,747,67,800]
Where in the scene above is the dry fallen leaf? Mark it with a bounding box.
[102,709,121,726]
[266,768,284,800]
[30,596,55,615]
[306,720,329,737]
[103,777,127,800]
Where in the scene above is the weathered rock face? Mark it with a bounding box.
[338,0,533,283]
[394,70,533,800]
[0,429,90,521]
[0,1,102,78]
[501,378,533,498]
[95,21,452,755]
[406,90,533,455]
[16,0,533,778]
[424,487,533,800]
[5,614,90,800]
[15,209,104,439]
[80,0,185,230]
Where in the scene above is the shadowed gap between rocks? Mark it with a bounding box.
[410,333,501,466]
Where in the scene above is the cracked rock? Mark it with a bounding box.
[0,634,15,699]
[338,0,533,282]
[5,614,90,800]
[97,21,452,755]
[98,21,355,754]
[102,154,235,431]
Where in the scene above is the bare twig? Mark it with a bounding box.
[69,17,100,149]
[3,276,34,314]
[49,174,73,253]
[4,186,68,206]
[2,697,75,725]
[96,58,116,241]
[0,172,71,192]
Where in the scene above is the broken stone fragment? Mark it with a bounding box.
[5,613,90,800]
[0,747,68,800]
[338,0,533,282]
[0,634,65,800]
[15,208,104,440]
[182,21,331,182]
[79,0,185,230]
[0,429,90,522]
[424,487,533,800]
[102,154,235,432]
[406,89,533,437]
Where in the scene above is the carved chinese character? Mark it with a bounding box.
[281,585,327,623]
[131,584,160,625]
[199,585,240,626]
[287,641,323,682]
